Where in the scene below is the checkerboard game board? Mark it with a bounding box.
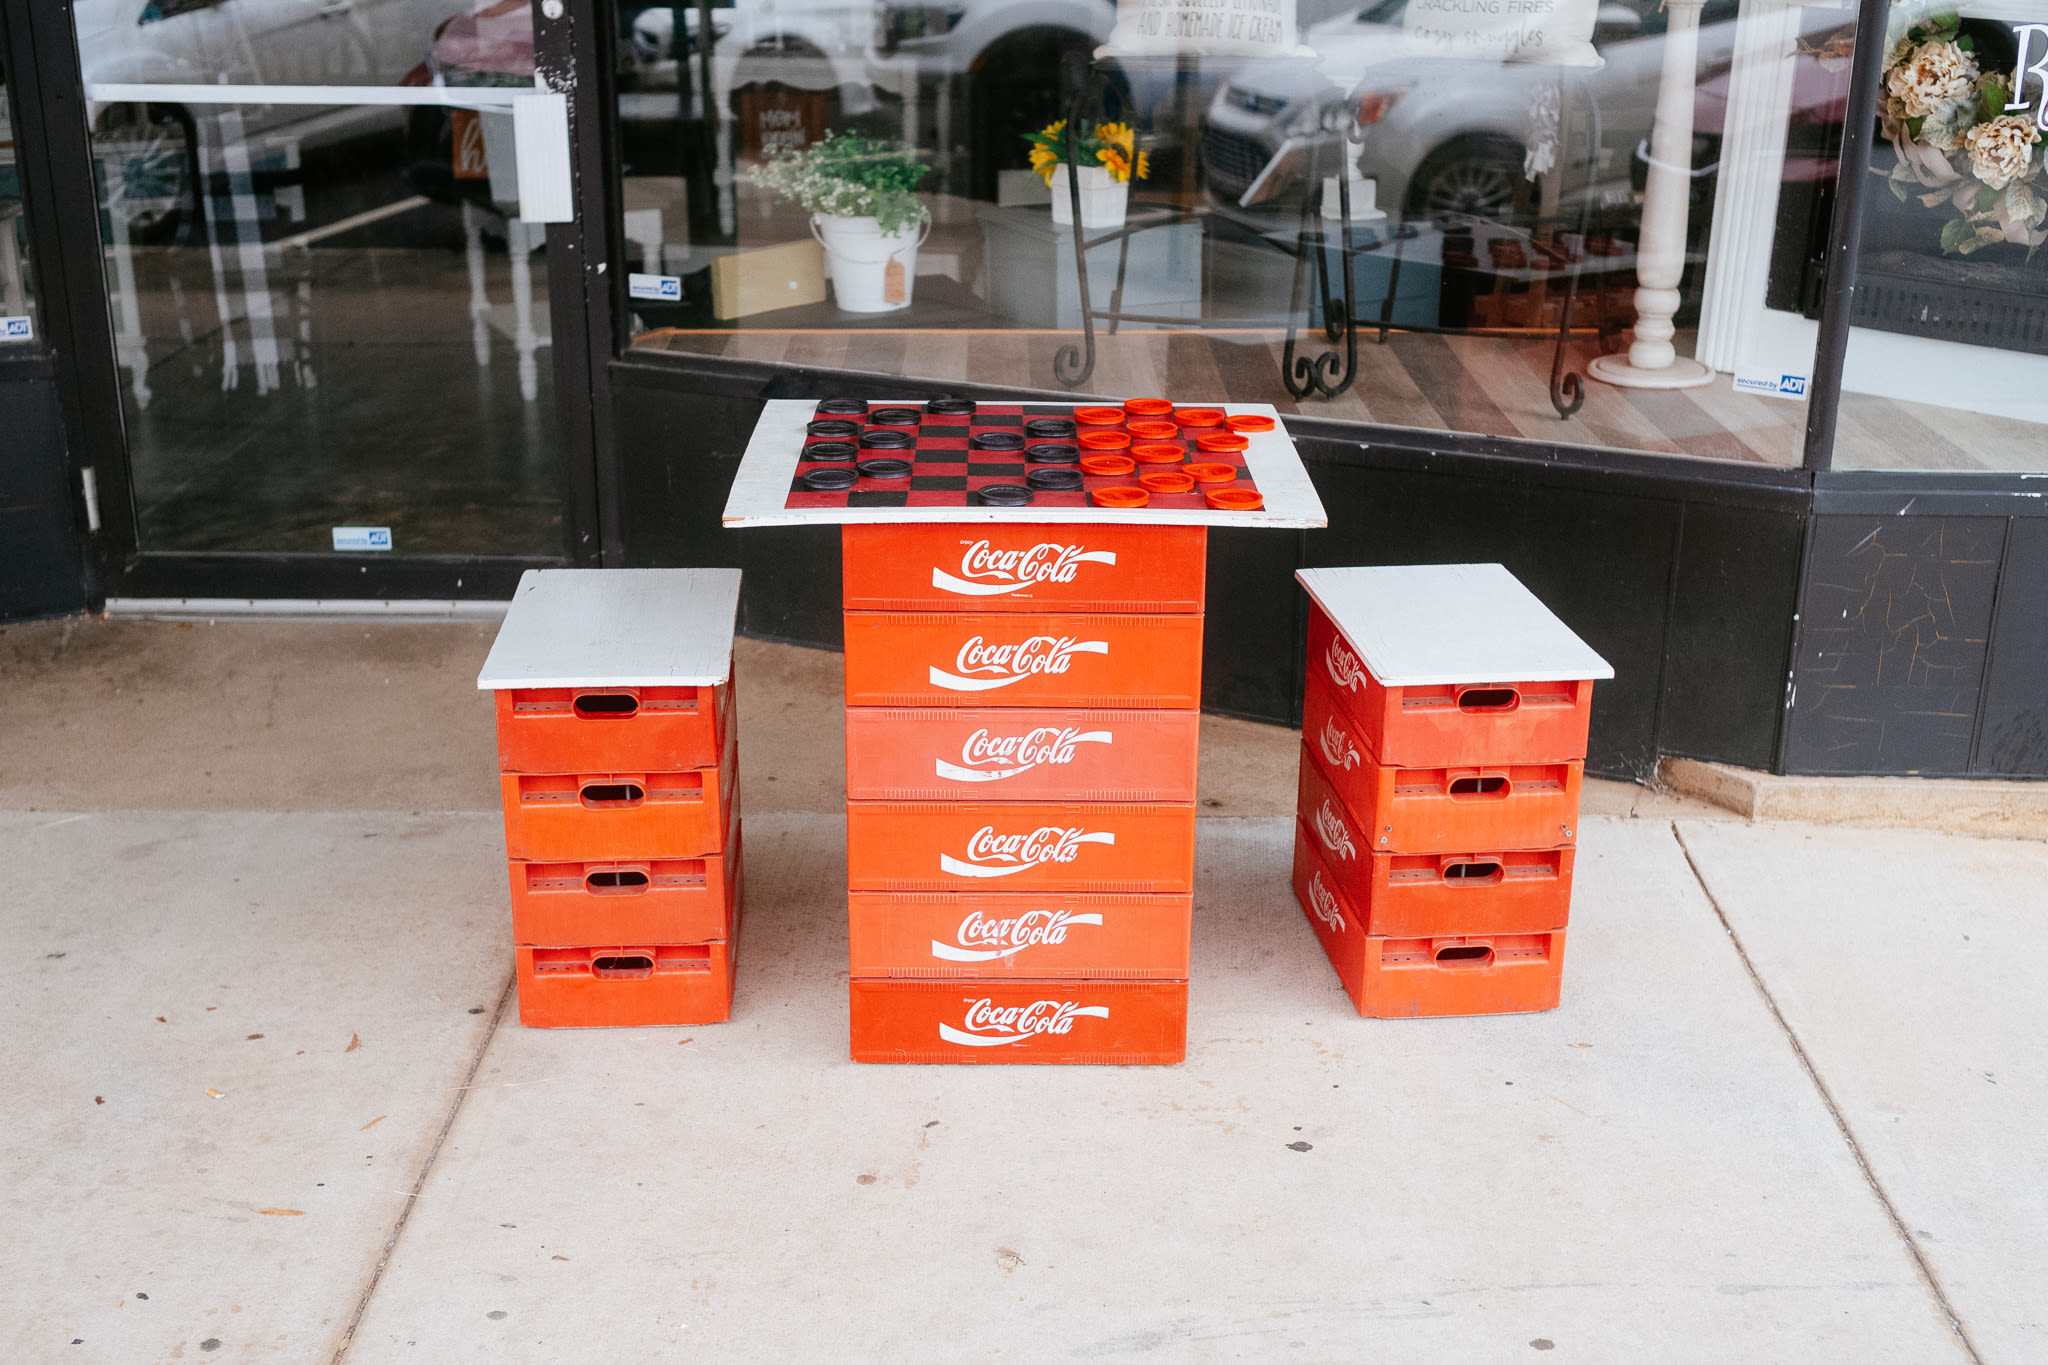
[784,402,1265,512]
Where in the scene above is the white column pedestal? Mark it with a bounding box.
[1591,0,1714,390]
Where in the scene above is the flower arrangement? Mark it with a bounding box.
[750,132,930,234]
[1879,11,2047,255]
[1022,120,1150,185]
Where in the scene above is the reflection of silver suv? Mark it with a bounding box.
[1203,0,1760,224]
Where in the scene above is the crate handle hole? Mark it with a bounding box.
[585,868,650,895]
[1447,775,1510,798]
[1435,944,1493,965]
[591,953,654,979]
[574,693,640,717]
[1444,860,1503,884]
[580,782,645,807]
[1457,687,1519,711]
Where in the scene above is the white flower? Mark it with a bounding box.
[1884,39,1978,119]
[1964,114,2039,191]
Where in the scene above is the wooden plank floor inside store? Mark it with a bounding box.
[642,327,2043,472]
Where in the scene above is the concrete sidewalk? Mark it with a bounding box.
[2,617,2040,1362]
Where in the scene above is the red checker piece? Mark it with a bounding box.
[1206,488,1264,510]
[1132,442,1186,465]
[1122,397,1173,417]
[1172,407,1225,427]
[1074,406,1127,425]
[1126,420,1179,441]
[1225,413,1276,433]
[1140,471,1196,495]
[1080,454,1137,477]
[1196,431,1249,453]
[1092,486,1150,508]
[1183,463,1238,484]
[1079,430,1132,450]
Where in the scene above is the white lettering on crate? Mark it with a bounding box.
[929,635,1108,692]
[1308,870,1346,934]
[929,907,1105,961]
[1318,715,1363,771]
[930,541,1117,597]
[938,998,1110,1046]
[1313,799,1358,862]
[935,726,1113,782]
[939,825,1116,879]
[1324,636,1370,693]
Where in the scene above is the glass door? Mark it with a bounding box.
[72,0,580,561]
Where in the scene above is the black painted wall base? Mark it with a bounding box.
[0,364,86,622]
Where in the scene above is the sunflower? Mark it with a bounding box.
[1096,145,1130,181]
[1026,119,1067,184]
[1092,122,1146,182]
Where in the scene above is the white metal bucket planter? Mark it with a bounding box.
[810,213,929,313]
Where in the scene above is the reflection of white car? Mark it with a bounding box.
[77,0,457,237]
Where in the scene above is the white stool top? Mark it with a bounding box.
[477,568,742,690]
[1296,564,1614,686]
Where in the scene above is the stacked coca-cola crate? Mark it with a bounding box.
[478,569,744,1028]
[840,522,1207,1063]
[1291,565,1612,1017]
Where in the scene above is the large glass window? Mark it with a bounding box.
[616,0,1867,467]
[74,0,564,555]
[1833,2,2048,471]
[1,50,38,345]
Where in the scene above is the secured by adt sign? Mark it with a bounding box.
[628,273,682,302]
[332,526,393,552]
[1733,368,1810,400]
[1,317,32,341]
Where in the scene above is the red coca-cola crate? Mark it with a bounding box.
[848,891,1192,978]
[507,806,741,946]
[498,739,737,861]
[841,611,1204,709]
[842,523,1207,613]
[1297,565,1611,767]
[1292,827,1563,1016]
[494,680,730,774]
[848,978,1187,1064]
[516,938,738,1028]
[1291,817,1568,939]
[1297,741,1579,856]
[846,800,1195,893]
[844,706,1199,802]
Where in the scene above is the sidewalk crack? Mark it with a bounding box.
[1671,821,1984,1365]
[328,966,517,1362]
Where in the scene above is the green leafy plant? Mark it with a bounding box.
[750,132,930,234]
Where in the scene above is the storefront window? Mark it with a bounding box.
[1833,3,2048,472]
[1,55,39,345]
[617,0,1868,467]
[72,0,564,555]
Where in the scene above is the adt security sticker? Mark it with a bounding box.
[1733,369,1809,400]
[628,273,682,302]
[332,526,393,552]
[1,317,32,342]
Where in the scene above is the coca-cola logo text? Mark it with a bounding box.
[1319,715,1363,771]
[930,635,1109,692]
[1308,870,1346,934]
[940,825,1116,879]
[931,541,1117,597]
[1313,799,1358,861]
[930,907,1105,962]
[1325,636,1370,693]
[936,725,1112,783]
[937,997,1111,1047]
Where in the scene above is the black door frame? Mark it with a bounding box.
[5,0,610,606]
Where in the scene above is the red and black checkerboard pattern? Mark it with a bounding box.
[784,402,1265,511]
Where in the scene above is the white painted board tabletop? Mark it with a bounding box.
[476,569,742,690]
[721,400,1328,528]
[1296,564,1615,686]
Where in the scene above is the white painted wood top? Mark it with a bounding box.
[477,569,742,690]
[1296,564,1614,686]
[722,400,1328,529]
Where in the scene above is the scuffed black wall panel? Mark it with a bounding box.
[1301,455,1680,782]
[1785,515,2003,775]
[1202,526,1306,724]
[0,375,84,622]
[1975,517,2048,776]
[1659,499,1805,770]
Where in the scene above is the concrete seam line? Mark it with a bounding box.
[1669,822,1985,1365]
[328,967,517,1363]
